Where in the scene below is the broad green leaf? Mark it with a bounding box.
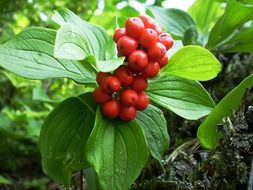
[182,26,200,46]
[85,109,149,190]
[85,168,101,190]
[207,0,253,50]
[146,76,215,120]
[0,175,11,185]
[163,45,221,81]
[53,8,116,61]
[96,57,125,72]
[188,0,223,34]
[148,6,196,39]
[197,74,253,149]
[136,105,169,163]
[0,27,96,84]
[40,93,96,186]
[215,26,253,53]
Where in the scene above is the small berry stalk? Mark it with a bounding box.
[93,15,174,121]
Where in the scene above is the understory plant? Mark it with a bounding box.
[0,0,253,188]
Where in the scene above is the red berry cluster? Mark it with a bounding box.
[93,15,174,121]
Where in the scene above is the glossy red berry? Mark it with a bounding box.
[96,72,109,85]
[139,15,156,29]
[128,50,148,72]
[158,55,169,68]
[154,23,162,34]
[113,28,126,42]
[132,76,148,92]
[120,89,138,106]
[101,76,121,94]
[143,61,160,78]
[135,92,150,111]
[93,87,111,104]
[140,28,157,48]
[115,65,134,86]
[125,17,145,39]
[148,42,166,60]
[117,36,138,57]
[158,33,174,50]
[102,99,120,119]
[119,106,136,121]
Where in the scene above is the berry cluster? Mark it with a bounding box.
[93,15,174,121]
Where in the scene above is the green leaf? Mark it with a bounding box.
[182,26,200,46]
[197,74,253,149]
[188,0,223,34]
[215,26,253,53]
[85,109,149,190]
[0,175,11,185]
[163,45,221,81]
[85,168,101,190]
[39,93,96,186]
[96,57,125,72]
[146,76,215,120]
[0,27,96,84]
[136,105,169,163]
[53,8,116,61]
[148,6,196,39]
[207,0,253,50]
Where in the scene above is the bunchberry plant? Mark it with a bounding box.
[0,8,222,190]
[93,15,173,121]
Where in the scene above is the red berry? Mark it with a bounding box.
[102,99,120,119]
[93,87,111,104]
[158,55,169,68]
[132,76,148,92]
[139,15,162,34]
[125,17,145,39]
[117,36,138,57]
[120,89,138,107]
[101,76,121,94]
[140,28,157,48]
[128,50,148,72]
[96,72,109,85]
[158,33,174,50]
[139,15,156,29]
[154,23,162,34]
[148,42,166,60]
[115,65,134,86]
[113,28,126,42]
[135,92,150,111]
[119,106,136,121]
[143,61,160,78]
